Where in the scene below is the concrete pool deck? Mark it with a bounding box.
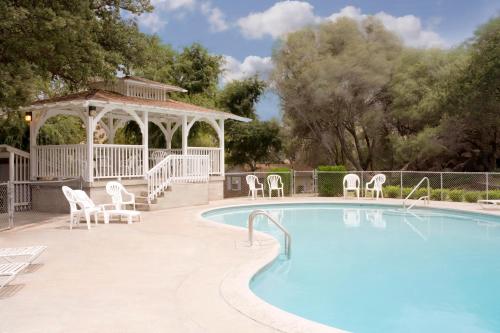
[1,197,499,333]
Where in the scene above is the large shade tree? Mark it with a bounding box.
[0,0,152,110]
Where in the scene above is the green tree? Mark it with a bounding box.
[273,17,402,170]
[226,121,282,171]
[0,0,152,110]
[217,77,266,119]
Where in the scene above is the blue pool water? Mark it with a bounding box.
[203,203,500,333]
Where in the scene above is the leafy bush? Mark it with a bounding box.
[488,190,500,200]
[402,187,412,198]
[266,168,292,196]
[430,189,448,201]
[464,191,484,203]
[385,185,400,198]
[317,165,347,197]
[448,190,464,202]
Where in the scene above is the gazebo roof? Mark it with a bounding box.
[26,89,249,122]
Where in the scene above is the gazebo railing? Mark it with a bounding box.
[33,144,87,179]
[149,147,222,175]
[93,144,144,179]
[147,154,209,203]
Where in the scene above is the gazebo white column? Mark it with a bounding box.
[181,115,188,155]
[218,118,225,177]
[86,114,94,183]
[142,111,149,178]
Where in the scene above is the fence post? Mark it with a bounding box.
[486,173,489,200]
[7,181,14,229]
[360,171,364,197]
[400,171,403,199]
[440,172,443,201]
[291,170,295,196]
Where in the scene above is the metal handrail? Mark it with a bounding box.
[403,177,430,210]
[248,210,291,259]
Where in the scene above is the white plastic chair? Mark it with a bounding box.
[106,181,136,210]
[343,174,360,199]
[151,150,169,165]
[0,262,29,288]
[246,175,264,199]
[0,246,47,264]
[365,174,386,199]
[267,175,284,198]
[61,186,100,230]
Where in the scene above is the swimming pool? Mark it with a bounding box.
[203,203,500,333]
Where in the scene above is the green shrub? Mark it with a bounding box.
[464,191,484,203]
[402,187,413,198]
[488,190,500,200]
[415,187,429,199]
[266,168,292,196]
[430,189,448,201]
[317,165,347,197]
[385,185,401,198]
[448,190,464,202]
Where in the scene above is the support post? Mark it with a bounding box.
[142,111,149,178]
[29,114,37,180]
[218,118,225,177]
[181,115,188,155]
[87,116,94,183]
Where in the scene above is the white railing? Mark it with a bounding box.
[93,144,144,179]
[34,145,87,179]
[248,210,291,259]
[403,177,431,210]
[147,154,209,203]
[148,147,222,175]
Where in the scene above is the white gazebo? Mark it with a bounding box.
[23,76,249,204]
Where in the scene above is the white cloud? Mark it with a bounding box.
[237,1,318,39]
[137,12,167,33]
[237,2,445,48]
[327,6,444,48]
[201,2,228,32]
[151,0,196,11]
[221,55,273,84]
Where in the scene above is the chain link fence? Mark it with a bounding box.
[0,178,83,231]
[225,170,500,203]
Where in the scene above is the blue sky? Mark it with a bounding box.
[136,0,499,120]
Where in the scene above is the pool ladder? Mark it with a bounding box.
[403,177,430,210]
[248,210,291,259]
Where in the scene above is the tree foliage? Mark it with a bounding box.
[0,0,152,110]
[274,16,500,171]
[226,120,282,171]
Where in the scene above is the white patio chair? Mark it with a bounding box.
[104,181,141,224]
[0,246,47,264]
[106,181,136,210]
[365,174,386,199]
[62,186,101,230]
[246,175,264,199]
[267,174,284,198]
[151,150,169,165]
[0,262,29,289]
[343,174,360,199]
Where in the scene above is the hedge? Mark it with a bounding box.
[316,181,500,203]
[317,165,347,197]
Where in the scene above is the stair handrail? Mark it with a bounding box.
[403,177,430,210]
[248,210,291,258]
[146,154,210,203]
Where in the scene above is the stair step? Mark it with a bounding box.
[136,196,156,204]
[135,203,151,211]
